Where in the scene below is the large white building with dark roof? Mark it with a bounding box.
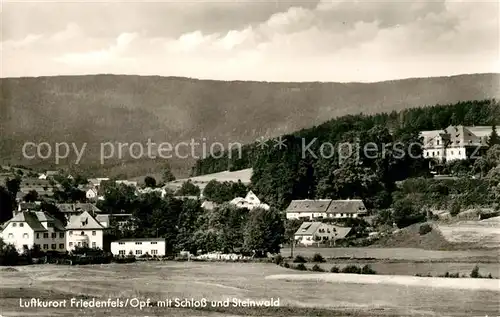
[421,125,492,162]
[1,211,66,253]
[294,222,352,246]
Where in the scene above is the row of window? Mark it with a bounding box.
[117,241,158,245]
[34,243,65,250]
[118,249,158,255]
[426,150,462,157]
[34,232,65,239]
[68,241,97,248]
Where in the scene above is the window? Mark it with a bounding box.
[59,244,64,249]
[151,242,157,245]
[151,250,158,255]
[77,242,81,247]
[34,244,40,249]
[51,244,56,249]
[19,223,24,227]
[69,242,73,247]
[135,242,142,245]
[43,244,48,249]
[43,233,49,238]
[92,242,96,248]
[437,140,440,145]
[118,242,125,245]
[51,233,56,239]
[432,152,435,156]
[119,250,126,255]
[59,233,64,239]
[135,250,142,255]
[22,233,28,239]
[92,231,96,236]
[451,151,454,155]
[12,223,17,227]
[8,233,13,238]
[69,231,73,235]
[47,223,53,227]
[36,233,40,239]
[80,231,84,236]
[426,152,429,157]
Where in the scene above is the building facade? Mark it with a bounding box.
[110,238,166,257]
[229,191,270,210]
[66,211,105,250]
[1,211,66,253]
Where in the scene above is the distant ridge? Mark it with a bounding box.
[1,73,498,177]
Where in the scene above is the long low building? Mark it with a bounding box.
[110,238,166,257]
[286,199,367,220]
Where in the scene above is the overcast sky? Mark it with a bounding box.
[1,0,499,82]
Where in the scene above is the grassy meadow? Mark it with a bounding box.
[1,261,499,317]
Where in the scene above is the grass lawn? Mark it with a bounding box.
[1,261,499,316]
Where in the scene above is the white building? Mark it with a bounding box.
[115,180,138,187]
[229,191,270,210]
[111,238,166,257]
[286,199,367,220]
[66,211,105,250]
[294,222,352,246]
[0,211,66,253]
[421,125,492,163]
[86,188,98,200]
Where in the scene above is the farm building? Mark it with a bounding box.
[294,222,352,246]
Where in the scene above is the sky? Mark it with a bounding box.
[1,0,499,82]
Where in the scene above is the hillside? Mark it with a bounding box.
[1,73,499,177]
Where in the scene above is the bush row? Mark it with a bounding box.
[415,266,494,279]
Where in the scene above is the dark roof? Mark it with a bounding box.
[56,203,101,213]
[326,199,367,214]
[286,200,332,212]
[113,238,165,242]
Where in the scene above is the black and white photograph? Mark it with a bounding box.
[0,0,499,316]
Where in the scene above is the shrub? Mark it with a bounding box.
[330,266,340,273]
[419,224,432,235]
[361,264,377,275]
[312,253,325,263]
[341,265,361,274]
[470,265,480,278]
[293,255,307,263]
[295,263,307,271]
[487,273,493,279]
[311,264,325,272]
[283,262,290,269]
[273,254,284,265]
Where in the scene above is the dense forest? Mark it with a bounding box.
[193,99,500,210]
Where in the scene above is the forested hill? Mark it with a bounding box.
[193,99,500,209]
[1,73,499,177]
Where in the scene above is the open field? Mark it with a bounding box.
[164,168,253,191]
[1,261,499,317]
[281,247,500,262]
[438,217,500,248]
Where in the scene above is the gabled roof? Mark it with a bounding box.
[294,222,352,239]
[113,238,165,243]
[66,211,105,230]
[286,199,332,213]
[3,211,65,232]
[326,199,367,214]
[56,203,101,214]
